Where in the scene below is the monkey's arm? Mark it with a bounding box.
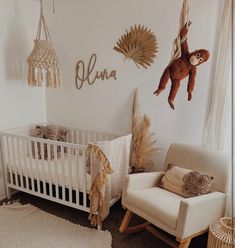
[180,22,191,56]
[187,67,197,101]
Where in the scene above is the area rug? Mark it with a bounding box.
[0,203,112,248]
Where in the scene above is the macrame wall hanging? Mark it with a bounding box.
[27,0,61,88]
[114,25,158,69]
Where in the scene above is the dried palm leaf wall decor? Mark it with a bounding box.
[27,0,61,88]
[114,25,158,69]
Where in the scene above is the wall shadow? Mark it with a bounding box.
[4,0,31,82]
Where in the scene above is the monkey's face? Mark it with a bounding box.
[189,49,210,66]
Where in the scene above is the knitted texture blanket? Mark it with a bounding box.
[87,134,131,226]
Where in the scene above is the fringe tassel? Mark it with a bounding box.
[28,66,61,88]
[53,68,61,88]
[46,69,52,87]
[28,66,34,86]
[87,144,113,226]
[37,68,43,86]
[28,66,40,87]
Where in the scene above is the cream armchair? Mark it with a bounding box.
[120,143,230,248]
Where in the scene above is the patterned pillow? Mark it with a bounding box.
[159,164,214,198]
[31,125,61,160]
[57,127,70,154]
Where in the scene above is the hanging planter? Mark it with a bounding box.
[27,0,61,88]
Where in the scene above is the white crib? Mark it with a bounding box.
[0,124,123,215]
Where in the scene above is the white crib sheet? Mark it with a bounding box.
[8,155,91,192]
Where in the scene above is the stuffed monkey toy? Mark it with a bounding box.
[153,22,210,110]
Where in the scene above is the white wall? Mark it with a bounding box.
[0,0,47,199]
[45,0,222,170]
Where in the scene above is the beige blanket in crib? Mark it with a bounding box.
[87,134,131,226]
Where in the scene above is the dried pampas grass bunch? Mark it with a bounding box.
[114,25,158,69]
[131,89,157,172]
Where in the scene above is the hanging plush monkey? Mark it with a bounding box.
[153,22,210,110]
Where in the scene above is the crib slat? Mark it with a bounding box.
[6,136,13,185]
[75,147,80,205]
[53,144,59,200]
[98,133,102,142]
[1,136,10,196]
[82,131,85,145]
[68,146,73,203]
[47,143,53,198]
[76,130,80,144]
[28,139,35,192]
[22,138,29,190]
[82,149,87,208]
[34,140,40,193]
[11,137,19,187]
[87,132,91,145]
[40,141,46,195]
[92,131,96,142]
[17,138,23,188]
[61,145,66,201]
[71,130,74,143]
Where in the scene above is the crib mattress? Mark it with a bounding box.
[7,155,91,192]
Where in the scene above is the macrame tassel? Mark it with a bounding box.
[53,68,60,88]
[46,69,52,87]
[28,66,34,86]
[31,67,37,86]
[56,69,61,88]
[37,67,43,86]
[88,213,102,226]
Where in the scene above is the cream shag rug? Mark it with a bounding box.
[0,203,112,248]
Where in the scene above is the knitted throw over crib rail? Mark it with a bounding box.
[27,0,61,88]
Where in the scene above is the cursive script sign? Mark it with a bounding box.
[75,53,117,89]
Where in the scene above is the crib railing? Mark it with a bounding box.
[0,125,124,214]
[0,132,90,212]
[69,127,121,145]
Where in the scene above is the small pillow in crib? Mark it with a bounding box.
[58,127,70,142]
[31,125,60,160]
[159,164,214,198]
[46,125,60,140]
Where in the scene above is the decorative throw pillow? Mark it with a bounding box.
[57,127,70,155]
[46,125,60,140]
[31,125,47,159]
[31,125,63,160]
[159,164,214,198]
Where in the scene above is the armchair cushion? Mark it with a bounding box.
[160,164,214,198]
[124,187,184,229]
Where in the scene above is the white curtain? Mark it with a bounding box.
[203,0,232,152]
[203,0,232,217]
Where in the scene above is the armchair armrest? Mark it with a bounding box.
[177,192,226,239]
[122,172,164,202]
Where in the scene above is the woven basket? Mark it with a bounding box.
[207,217,235,248]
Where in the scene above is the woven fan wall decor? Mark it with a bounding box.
[27,0,61,88]
[114,25,158,69]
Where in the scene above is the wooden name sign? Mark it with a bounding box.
[75,53,117,89]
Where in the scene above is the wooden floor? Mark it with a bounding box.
[10,192,208,248]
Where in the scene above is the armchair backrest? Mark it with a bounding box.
[164,143,230,194]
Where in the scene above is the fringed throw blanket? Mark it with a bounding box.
[87,134,131,226]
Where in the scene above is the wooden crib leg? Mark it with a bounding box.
[6,186,11,200]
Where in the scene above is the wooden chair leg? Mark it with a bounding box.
[178,238,192,248]
[119,209,133,233]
